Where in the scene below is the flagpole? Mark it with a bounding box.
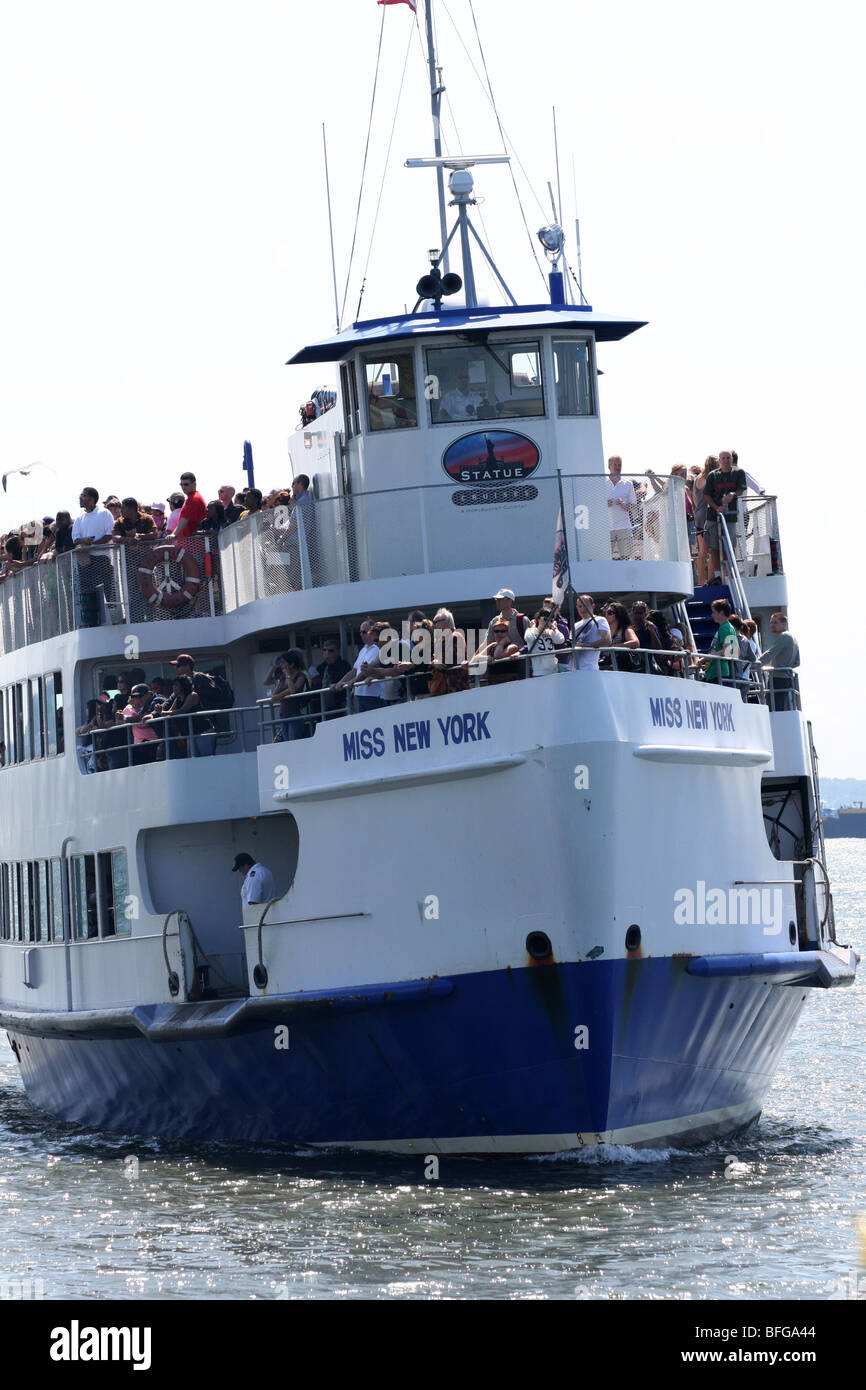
[556,469,578,669]
[423,1,450,272]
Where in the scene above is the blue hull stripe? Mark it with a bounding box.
[9,958,806,1150]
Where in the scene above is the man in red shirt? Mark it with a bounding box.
[171,472,207,538]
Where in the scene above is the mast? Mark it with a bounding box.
[424,1,450,272]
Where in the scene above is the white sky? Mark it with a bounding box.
[0,0,862,774]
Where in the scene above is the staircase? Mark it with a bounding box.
[685,584,734,653]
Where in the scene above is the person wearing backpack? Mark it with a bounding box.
[486,588,529,648]
[170,653,235,733]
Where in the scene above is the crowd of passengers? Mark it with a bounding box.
[259,590,799,742]
[607,449,770,587]
[75,592,799,769]
[75,654,233,771]
[0,473,315,579]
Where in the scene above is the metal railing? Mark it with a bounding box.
[0,538,222,656]
[218,474,693,609]
[75,651,802,774]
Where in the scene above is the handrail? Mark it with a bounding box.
[161,908,190,998]
[717,512,752,620]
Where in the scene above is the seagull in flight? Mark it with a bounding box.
[2,460,56,492]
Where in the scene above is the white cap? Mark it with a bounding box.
[493,588,515,601]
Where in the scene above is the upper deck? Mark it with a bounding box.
[0,479,785,664]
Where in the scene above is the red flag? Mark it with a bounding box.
[378,0,417,9]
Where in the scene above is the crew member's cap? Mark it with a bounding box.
[493,588,515,601]
[130,684,150,697]
[170,653,194,666]
[232,853,254,872]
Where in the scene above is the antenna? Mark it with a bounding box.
[423,1,450,273]
[571,152,587,305]
[322,123,340,334]
[552,107,564,260]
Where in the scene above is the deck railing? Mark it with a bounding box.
[0,538,221,657]
[217,474,693,608]
[74,648,800,774]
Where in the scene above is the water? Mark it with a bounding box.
[1,844,863,1301]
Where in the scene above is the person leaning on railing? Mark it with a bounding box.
[699,598,738,684]
[310,638,352,718]
[758,612,800,711]
[599,603,640,670]
[112,498,157,543]
[470,621,521,684]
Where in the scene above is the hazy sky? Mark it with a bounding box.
[0,1,862,774]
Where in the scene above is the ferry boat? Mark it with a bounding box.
[0,2,855,1153]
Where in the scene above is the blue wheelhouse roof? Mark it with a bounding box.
[287,302,646,365]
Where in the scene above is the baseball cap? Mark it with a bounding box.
[232,853,254,872]
[170,653,194,666]
[151,501,166,512]
[130,684,150,697]
[493,588,515,601]
[42,515,54,525]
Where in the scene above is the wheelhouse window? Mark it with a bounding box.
[364,354,418,431]
[340,362,361,439]
[426,341,544,425]
[553,338,594,416]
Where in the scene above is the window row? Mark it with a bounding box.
[341,338,594,436]
[0,671,64,766]
[0,850,129,942]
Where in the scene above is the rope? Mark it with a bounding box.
[357,15,417,320]
[339,5,387,330]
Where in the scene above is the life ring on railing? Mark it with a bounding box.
[137,544,202,609]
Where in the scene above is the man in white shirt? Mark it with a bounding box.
[233,853,277,907]
[439,365,486,421]
[573,594,611,671]
[606,456,636,560]
[72,487,117,606]
[331,618,386,712]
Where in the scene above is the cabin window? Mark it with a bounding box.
[70,854,98,941]
[45,671,63,756]
[364,354,418,431]
[553,338,593,416]
[37,860,50,942]
[30,679,44,759]
[0,672,63,767]
[112,850,130,937]
[0,864,9,940]
[340,362,361,439]
[51,859,64,941]
[426,341,544,424]
[21,863,35,942]
[10,864,20,941]
[97,849,129,938]
[18,685,29,762]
